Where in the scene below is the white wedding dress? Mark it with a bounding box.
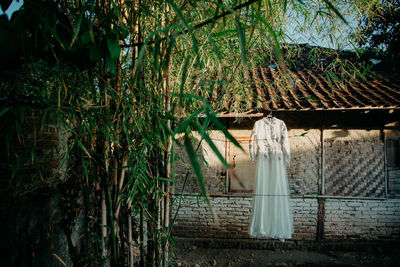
[249,116,293,239]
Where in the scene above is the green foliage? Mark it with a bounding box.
[356,0,400,60]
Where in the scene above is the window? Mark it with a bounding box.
[227,130,256,193]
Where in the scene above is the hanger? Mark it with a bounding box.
[266,111,273,119]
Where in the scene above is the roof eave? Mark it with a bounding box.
[217,106,400,117]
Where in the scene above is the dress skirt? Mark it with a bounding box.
[249,154,294,239]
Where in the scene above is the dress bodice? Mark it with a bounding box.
[249,117,290,165]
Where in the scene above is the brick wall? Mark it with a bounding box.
[291,198,318,240]
[171,196,400,241]
[324,199,400,241]
[171,196,252,239]
[288,129,320,195]
[0,107,67,184]
[171,196,318,240]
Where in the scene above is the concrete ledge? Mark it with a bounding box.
[174,237,400,253]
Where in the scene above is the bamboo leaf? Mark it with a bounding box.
[160,119,174,136]
[169,1,199,55]
[123,120,131,147]
[154,177,170,182]
[44,23,66,50]
[163,35,176,70]
[40,108,49,131]
[173,108,203,134]
[163,111,176,121]
[82,156,89,184]
[253,15,282,61]
[208,35,222,61]
[282,0,288,13]
[183,133,207,198]
[193,121,229,169]
[234,16,247,65]
[206,108,243,151]
[107,38,121,59]
[100,128,118,144]
[81,31,93,45]
[133,43,147,83]
[70,11,84,48]
[0,106,10,118]
[325,72,335,93]
[322,0,348,24]
[11,158,20,181]
[106,55,117,75]
[89,45,103,61]
[133,23,181,83]
[179,55,191,106]
[75,138,91,158]
[153,34,161,79]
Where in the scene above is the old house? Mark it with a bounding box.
[171,48,400,245]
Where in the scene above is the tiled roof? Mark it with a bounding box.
[213,44,400,114]
[253,66,400,110]
[219,66,400,113]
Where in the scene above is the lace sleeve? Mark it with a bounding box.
[250,121,258,163]
[281,122,290,166]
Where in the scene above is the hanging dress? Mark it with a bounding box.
[249,117,294,239]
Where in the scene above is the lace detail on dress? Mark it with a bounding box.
[249,117,290,165]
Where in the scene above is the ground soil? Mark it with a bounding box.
[170,244,400,267]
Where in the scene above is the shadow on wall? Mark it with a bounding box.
[330,129,350,138]
[174,133,227,195]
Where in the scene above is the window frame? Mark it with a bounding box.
[227,134,256,193]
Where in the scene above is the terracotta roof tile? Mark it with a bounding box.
[223,66,400,112]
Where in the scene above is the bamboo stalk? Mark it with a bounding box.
[101,188,108,263]
[321,127,325,195]
[128,213,134,267]
[139,207,144,267]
